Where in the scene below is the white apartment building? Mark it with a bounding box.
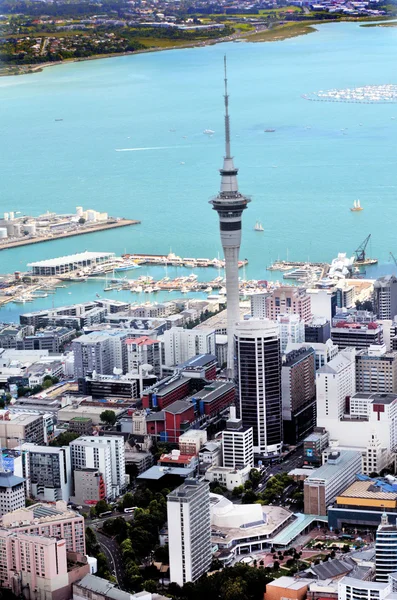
[126,336,161,377]
[19,443,72,502]
[222,407,254,469]
[316,348,356,427]
[277,313,305,353]
[167,479,211,586]
[162,327,216,367]
[307,288,337,322]
[319,387,397,475]
[72,331,129,378]
[250,293,267,319]
[70,436,125,500]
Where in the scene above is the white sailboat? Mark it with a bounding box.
[350,199,363,212]
[254,221,264,231]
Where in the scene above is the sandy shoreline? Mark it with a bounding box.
[0,17,392,78]
[0,24,303,78]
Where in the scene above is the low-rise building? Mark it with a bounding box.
[178,430,207,455]
[68,417,93,436]
[189,380,235,416]
[303,428,330,467]
[0,472,25,515]
[331,321,383,350]
[303,450,362,515]
[73,574,168,600]
[73,468,106,506]
[205,464,251,491]
[329,476,397,530]
[0,411,48,448]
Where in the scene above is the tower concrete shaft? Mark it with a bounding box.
[210,57,251,376]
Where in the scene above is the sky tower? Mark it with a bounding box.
[210,57,251,376]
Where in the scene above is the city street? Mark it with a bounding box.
[96,531,126,587]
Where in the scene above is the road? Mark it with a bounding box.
[88,513,136,588]
[96,531,126,586]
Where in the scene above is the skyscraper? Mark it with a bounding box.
[167,479,211,586]
[210,58,250,375]
[234,319,283,456]
[376,512,397,581]
[374,275,397,320]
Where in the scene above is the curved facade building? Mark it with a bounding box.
[234,319,282,456]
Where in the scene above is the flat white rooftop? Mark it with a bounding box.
[28,251,114,268]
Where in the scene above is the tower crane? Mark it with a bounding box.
[354,234,371,263]
[353,234,378,266]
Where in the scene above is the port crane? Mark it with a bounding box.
[354,234,378,266]
[389,252,397,268]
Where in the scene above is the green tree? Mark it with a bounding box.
[95,500,111,515]
[142,580,157,593]
[50,431,80,446]
[100,410,117,426]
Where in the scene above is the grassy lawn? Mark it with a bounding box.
[230,23,255,31]
[259,6,302,13]
[135,37,204,48]
[243,21,320,42]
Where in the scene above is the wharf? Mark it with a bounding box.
[126,253,248,269]
[267,260,328,271]
[0,219,140,251]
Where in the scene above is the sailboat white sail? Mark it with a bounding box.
[254,221,264,231]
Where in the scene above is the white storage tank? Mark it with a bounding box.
[3,213,9,221]
[5,223,15,236]
[24,223,36,235]
[86,210,97,222]
[76,206,83,217]
[0,228,8,239]
[9,212,14,220]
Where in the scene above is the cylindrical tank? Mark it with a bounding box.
[76,206,83,216]
[3,213,9,221]
[0,228,8,238]
[86,210,97,222]
[6,223,20,237]
[9,212,14,220]
[24,223,36,235]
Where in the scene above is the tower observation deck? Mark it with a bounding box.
[210,57,251,376]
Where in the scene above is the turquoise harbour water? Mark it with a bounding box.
[1,20,397,322]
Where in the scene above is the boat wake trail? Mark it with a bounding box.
[115,146,188,152]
